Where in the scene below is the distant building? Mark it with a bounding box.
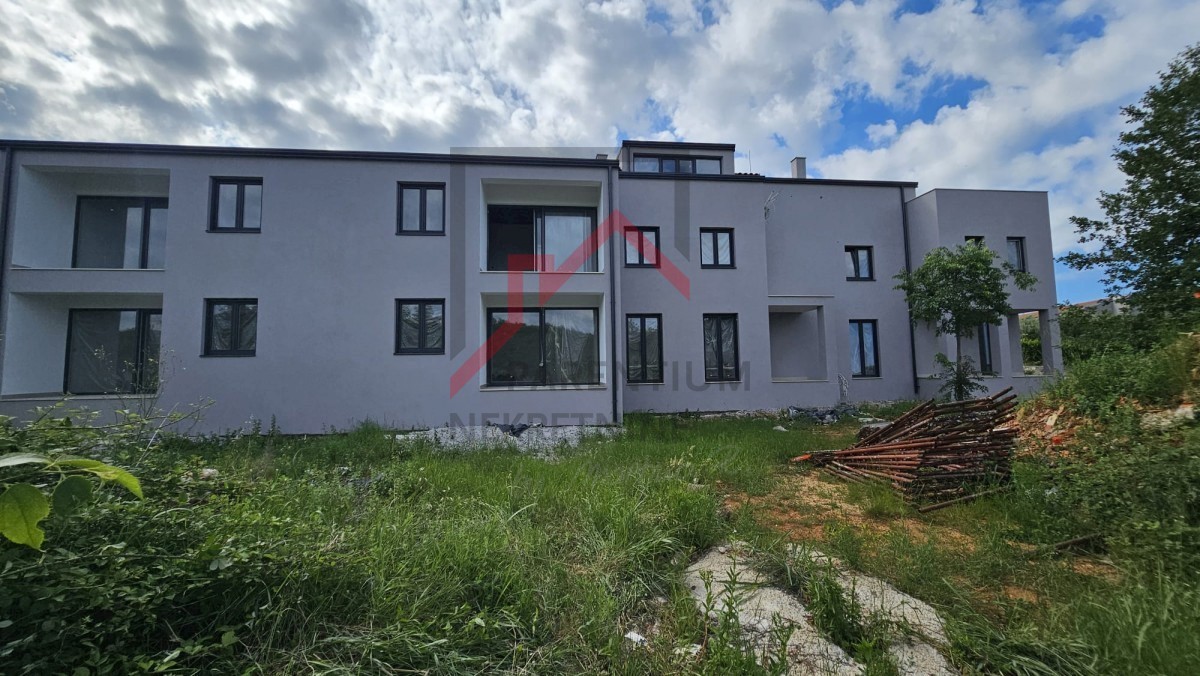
[0,139,1062,433]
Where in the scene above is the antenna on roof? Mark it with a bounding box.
[746,151,752,174]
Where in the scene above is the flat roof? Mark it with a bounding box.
[618,171,918,189]
[0,139,620,169]
[619,139,737,151]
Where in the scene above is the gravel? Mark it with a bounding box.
[393,424,622,454]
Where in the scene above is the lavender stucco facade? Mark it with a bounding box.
[0,139,1061,433]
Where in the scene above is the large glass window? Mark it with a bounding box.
[486,206,597,272]
[209,178,263,231]
[624,226,660,267]
[397,183,445,234]
[631,155,722,175]
[626,314,663,383]
[395,299,445,354]
[702,314,739,382]
[73,196,168,269]
[849,320,879,377]
[65,309,161,394]
[204,299,258,356]
[700,228,734,268]
[486,308,599,386]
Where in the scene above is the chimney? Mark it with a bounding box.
[790,157,807,179]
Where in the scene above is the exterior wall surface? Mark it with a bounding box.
[0,141,1063,432]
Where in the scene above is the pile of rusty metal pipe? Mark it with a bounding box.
[816,388,1018,500]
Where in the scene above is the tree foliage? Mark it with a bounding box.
[896,242,1036,400]
[895,242,1038,339]
[1062,44,1200,324]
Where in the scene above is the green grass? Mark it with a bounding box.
[4,409,1199,674]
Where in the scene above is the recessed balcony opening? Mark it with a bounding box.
[11,166,169,269]
[481,180,603,273]
[769,307,828,381]
[1,293,162,397]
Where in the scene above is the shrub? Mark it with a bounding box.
[1047,333,1196,415]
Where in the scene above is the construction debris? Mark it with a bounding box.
[795,388,1019,502]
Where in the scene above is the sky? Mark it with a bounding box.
[1,0,1196,303]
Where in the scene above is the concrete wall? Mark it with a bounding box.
[904,189,1062,398]
[618,177,918,412]
[0,143,1065,432]
[0,148,617,433]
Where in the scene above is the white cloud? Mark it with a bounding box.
[0,0,1195,259]
[866,119,897,145]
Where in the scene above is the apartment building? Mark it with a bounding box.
[0,139,1062,433]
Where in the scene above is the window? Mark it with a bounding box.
[624,226,660,267]
[209,178,263,231]
[395,299,445,354]
[702,314,739,382]
[844,246,874,280]
[700,228,734,268]
[65,309,161,394]
[849,320,880,377]
[965,235,984,245]
[204,299,258,356]
[626,314,663,384]
[486,206,597,272]
[978,323,995,375]
[631,155,722,175]
[486,308,599,386]
[73,196,168,269]
[1006,237,1027,272]
[397,183,445,234]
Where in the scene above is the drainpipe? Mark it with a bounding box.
[0,146,13,341]
[607,165,619,425]
[899,187,919,396]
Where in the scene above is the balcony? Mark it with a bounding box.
[10,165,170,271]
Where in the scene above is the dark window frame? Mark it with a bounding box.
[71,196,169,269]
[396,182,446,235]
[1006,237,1027,272]
[626,313,664,384]
[484,306,601,386]
[208,177,263,232]
[624,226,661,268]
[849,319,880,378]
[485,205,599,272]
[395,299,446,354]
[845,245,874,281]
[702,313,740,382]
[978,323,995,375]
[631,154,723,174]
[63,308,162,395]
[203,298,258,357]
[699,228,736,269]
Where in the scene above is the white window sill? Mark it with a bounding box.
[480,384,607,392]
[478,270,605,275]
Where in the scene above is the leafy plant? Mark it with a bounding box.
[934,353,988,402]
[0,419,142,549]
[895,241,1036,399]
[1062,43,1200,327]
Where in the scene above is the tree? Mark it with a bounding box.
[895,242,1037,399]
[1062,44,1200,325]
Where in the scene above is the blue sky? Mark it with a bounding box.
[1,0,1196,303]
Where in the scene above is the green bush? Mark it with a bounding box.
[1057,305,1174,365]
[1047,334,1196,415]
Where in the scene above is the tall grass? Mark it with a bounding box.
[0,414,815,673]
